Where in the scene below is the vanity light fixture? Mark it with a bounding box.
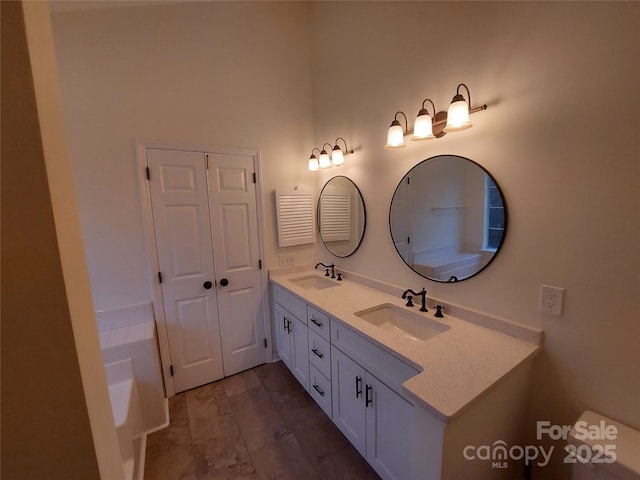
[384,83,487,147]
[307,138,353,171]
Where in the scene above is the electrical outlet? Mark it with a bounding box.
[279,254,295,267]
[539,285,565,316]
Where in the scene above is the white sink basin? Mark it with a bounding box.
[289,274,340,290]
[354,303,449,341]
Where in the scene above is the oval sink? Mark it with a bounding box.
[289,275,341,290]
[354,303,449,341]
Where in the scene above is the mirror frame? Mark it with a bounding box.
[317,175,367,258]
[389,154,508,283]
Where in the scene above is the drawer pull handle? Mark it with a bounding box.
[313,384,325,397]
[310,318,323,327]
[284,318,291,334]
[365,384,372,407]
[355,376,362,398]
[311,348,324,359]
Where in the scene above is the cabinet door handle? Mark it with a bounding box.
[355,376,362,398]
[286,319,292,334]
[311,348,324,359]
[365,384,372,407]
[310,317,323,328]
[312,384,325,397]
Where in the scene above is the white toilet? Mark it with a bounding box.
[568,410,640,480]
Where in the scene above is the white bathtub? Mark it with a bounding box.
[105,359,145,480]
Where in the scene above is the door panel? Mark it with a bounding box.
[208,153,266,376]
[147,149,224,393]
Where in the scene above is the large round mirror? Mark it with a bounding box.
[390,155,507,282]
[318,176,366,258]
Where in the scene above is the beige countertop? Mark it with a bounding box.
[270,267,542,423]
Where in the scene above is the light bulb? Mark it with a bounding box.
[444,94,472,132]
[385,120,406,149]
[319,149,331,168]
[412,109,435,140]
[331,146,345,166]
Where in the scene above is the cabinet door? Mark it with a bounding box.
[366,374,414,480]
[290,316,309,390]
[274,304,292,368]
[331,347,367,456]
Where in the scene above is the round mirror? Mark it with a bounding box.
[390,155,507,282]
[318,176,366,258]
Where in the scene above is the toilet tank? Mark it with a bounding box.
[568,410,640,480]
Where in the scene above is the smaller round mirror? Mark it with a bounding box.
[390,155,507,282]
[318,176,366,258]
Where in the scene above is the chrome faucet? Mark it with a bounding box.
[315,262,335,279]
[402,287,428,312]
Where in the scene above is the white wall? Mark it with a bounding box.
[310,2,639,478]
[51,1,316,311]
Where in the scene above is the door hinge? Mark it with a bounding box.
[264,338,268,348]
[169,365,174,376]
[407,177,410,185]
[158,272,163,284]
[407,236,410,244]
[252,172,256,184]
[205,154,210,170]
[258,259,262,270]
[146,166,150,180]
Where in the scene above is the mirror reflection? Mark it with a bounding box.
[390,155,506,282]
[318,176,366,258]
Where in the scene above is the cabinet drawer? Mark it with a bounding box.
[308,329,331,379]
[309,364,332,418]
[307,305,330,339]
[273,285,307,323]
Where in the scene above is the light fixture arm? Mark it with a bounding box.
[311,148,322,157]
[334,137,352,154]
[419,99,437,117]
[321,143,333,153]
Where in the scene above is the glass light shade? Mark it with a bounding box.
[331,146,345,166]
[444,98,472,132]
[385,123,406,149]
[319,150,331,169]
[412,110,435,141]
[308,155,319,172]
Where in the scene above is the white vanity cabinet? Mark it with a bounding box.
[272,287,309,390]
[331,321,417,480]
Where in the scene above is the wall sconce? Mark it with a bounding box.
[384,83,487,148]
[308,138,353,171]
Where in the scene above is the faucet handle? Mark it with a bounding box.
[337,273,343,281]
[325,269,330,277]
[434,305,445,318]
[405,296,414,307]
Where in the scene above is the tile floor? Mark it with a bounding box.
[144,361,381,480]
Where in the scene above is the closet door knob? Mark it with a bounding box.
[220,278,229,286]
[203,281,213,289]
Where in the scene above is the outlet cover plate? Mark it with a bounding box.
[540,285,565,316]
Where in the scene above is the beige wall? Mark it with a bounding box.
[51,1,316,311]
[48,2,639,479]
[309,2,639,478]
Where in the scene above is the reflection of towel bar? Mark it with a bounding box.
[431,205,463,210]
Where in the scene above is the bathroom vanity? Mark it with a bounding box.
[270,268,542,480]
